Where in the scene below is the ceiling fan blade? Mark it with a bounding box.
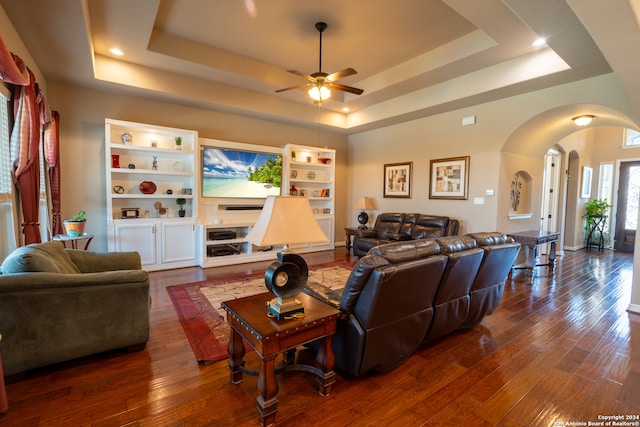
[275,83,309,93]
[287,70,316,82]
[326,67,357,82]
[327,82,364,95]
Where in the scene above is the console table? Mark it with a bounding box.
[507,230,560,275]
[222,292,340,427]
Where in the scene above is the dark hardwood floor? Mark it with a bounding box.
[2,248,639,426]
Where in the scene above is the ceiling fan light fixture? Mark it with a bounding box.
[308,85,331,102]
[572,115,596,126]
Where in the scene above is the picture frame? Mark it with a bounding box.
[383,162,412,198]
[581,166,593,198]
[429,156,470,200]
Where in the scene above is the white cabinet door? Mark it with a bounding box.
[161,222,197,264]
[114,222,158,267]
[311,216,334,249]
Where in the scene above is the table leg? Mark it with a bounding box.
[256,355,278,427]
[227,328,245,384]
[345,231,351,251]
[83,236,94,250]
[525,244,536,275]
[314,335,336,396]
[548,241,557,271]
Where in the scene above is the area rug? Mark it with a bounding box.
[167,260,353,363]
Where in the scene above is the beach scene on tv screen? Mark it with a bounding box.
[202,147,282,198]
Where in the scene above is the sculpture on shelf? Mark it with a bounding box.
[510,174,521,212]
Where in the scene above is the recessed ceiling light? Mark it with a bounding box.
[572,115,596,126]
[109,48,124,56]
[531,38,546,47]
[342,107,349,112]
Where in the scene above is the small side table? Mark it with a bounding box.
[508,230,560,276]
[586,215,607,251]
[53,233,94,250]
[222,292,340,427]
[344,226,360,252]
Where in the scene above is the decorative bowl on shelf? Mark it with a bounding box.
[318,157,331,164]
[139,181,157,194]
[121,132,133,145]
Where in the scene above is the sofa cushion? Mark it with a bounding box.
[411,215,450,239]
[435,235,477,253]
[468,232,508,246]
[373,213,405,237]
[340,255,390,313]
[0,241,81,274]
[368,239,441,264]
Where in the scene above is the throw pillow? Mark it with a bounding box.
[0,241,80,274]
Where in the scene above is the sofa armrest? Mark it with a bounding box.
[66,250,142,273]
[446,219,460,236]
[0,270,149,291]
[302,281,342,309]
[355,229,377,238]
[384,232,411,241]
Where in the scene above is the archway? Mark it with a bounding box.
[498,103,640,314]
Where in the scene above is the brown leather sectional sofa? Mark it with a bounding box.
[352,212,460,257]
[303,232,520,377]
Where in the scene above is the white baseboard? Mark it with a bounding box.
[627,304,640,316]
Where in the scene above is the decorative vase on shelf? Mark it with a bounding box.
[111,154,120,168]
[289,183,298,196]
[121,132,132,145]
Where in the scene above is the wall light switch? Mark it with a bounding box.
[462,115,476,126]
[485,189,495,196]
[474,197,485,205]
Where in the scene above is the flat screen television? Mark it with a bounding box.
[202,146,282,198]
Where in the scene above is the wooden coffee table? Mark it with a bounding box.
[222,292,340,427]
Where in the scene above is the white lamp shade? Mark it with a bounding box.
[353,196,375,210]
[245,195,328,246]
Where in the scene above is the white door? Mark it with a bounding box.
[161,222,197,264]
[114,222,158,267]
[541,148,561,233]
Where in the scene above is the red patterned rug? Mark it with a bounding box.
[166,260,353,363]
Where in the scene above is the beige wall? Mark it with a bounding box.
[46,82,348,251]
[348,74,639,238]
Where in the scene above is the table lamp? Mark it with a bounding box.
[245,195,328,319]
[353,196,375,229]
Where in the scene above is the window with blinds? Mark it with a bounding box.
[0,90,11,203]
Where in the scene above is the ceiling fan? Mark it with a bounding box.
[275,22,364,102]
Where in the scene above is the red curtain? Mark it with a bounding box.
[44,110,62,235]
[10,68,41,244]
[0,34,28,85]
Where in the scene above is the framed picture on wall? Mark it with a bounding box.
[581,166,593,198]
[383,162,412,198]
[429,156,470,200]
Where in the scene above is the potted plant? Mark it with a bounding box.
[63,210,87,237]
[176,198,187,217]
[583,198,613,244]
[174,136,182,150]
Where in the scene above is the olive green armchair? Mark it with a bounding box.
[0,241,150,377]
